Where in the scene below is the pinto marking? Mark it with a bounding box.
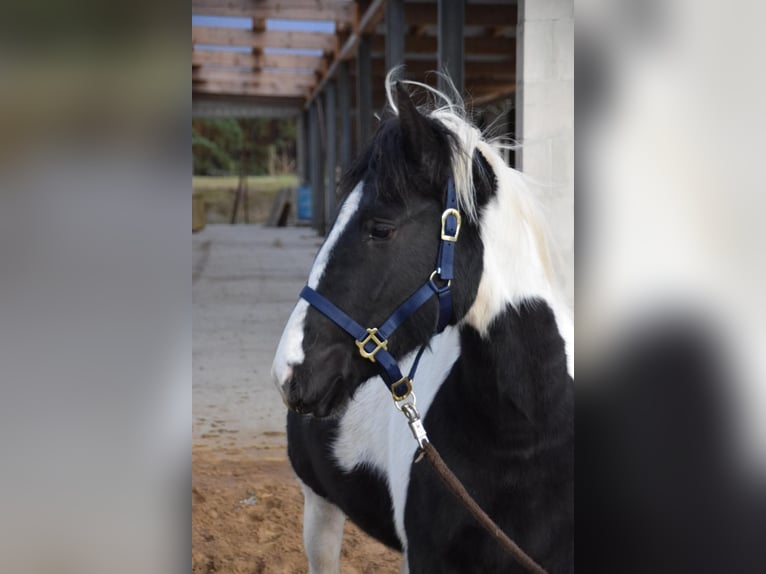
[274,76,573,573]
[332,327,461,549]
[301,483,346,574]
[466,142,574,376]
[272,183,364,397]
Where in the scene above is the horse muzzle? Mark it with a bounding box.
[279,343,357,418]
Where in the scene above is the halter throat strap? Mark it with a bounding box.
[299,178,460,401]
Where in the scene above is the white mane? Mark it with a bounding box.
[384,70,574,375]
[384,70,482,221]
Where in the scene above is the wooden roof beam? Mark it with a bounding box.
[469,84,517,106]
[192,50,326,71]
[192,70,317,88]
[353,59,515,80]
[306,0,386,107]
[191,0,356,26]
[405,3,517,28]
[370,35,515,56]
[192,27,337,53]
[193,82,310,98]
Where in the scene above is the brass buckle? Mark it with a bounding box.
[390,376,413,401]
[440,208,462,242]
[355,327,388,363]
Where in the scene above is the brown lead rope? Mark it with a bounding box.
[416,442,549,574]
[398,402,548,573]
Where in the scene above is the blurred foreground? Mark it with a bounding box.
[578,0,766,571]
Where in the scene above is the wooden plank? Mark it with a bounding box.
[192,50,325,70]
[193,83,309,98]
[405,3,517,28]
[194,77,311,90]
[371,35,514,55]
[352,60,515,80]
[266,188,293,227]
[192,27,337,52]
[306,0,386,106]
[193,192,206,233]
[469,84,517,106]
[192,0,356,24]
[192,92,306,110]
[357,0,387,35]
[193,69,316,88]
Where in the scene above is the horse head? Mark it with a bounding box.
[273,82,514,418]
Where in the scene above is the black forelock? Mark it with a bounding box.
[338,113,461,206]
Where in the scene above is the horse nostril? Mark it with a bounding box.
[289,397,313,416]
[280,381,290,403]
[277,366,294,402]
[281,372,315,415]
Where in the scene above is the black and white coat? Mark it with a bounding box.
[272,83,573,573]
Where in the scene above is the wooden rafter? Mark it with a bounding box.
[370,34,514,56]
[404,3,517,28]
[192,0,357,27]
[193,69,317,88]
[192,50,326,71]
[306,0,386,105]
[469,84,517,106]
[191,1,518,106]
[192,27,338,53]
[193,82,310,98]
[355,59,515,80]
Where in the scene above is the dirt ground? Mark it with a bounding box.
[193,226,402,573]
[192,442,402,574]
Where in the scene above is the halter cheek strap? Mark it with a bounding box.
[299,178,461,402]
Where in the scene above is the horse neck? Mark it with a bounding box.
[449,144,573,436]
[454,297,573,443]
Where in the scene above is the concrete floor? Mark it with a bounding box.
[193,225,321,448]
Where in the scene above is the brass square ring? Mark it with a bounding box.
[355,327,388,363]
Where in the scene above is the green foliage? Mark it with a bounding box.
[192,117,297,176]
[192,118,244,175]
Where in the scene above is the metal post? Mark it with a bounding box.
[386,0,406,73]
[356,35,373,149]
[297,110,308,183]
[438,0,465,94]
[309,101,323,232]
[515,0,525,170]
[339,61,352,170]
[324,81,337,232]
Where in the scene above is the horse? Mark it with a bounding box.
[272,77,574,573]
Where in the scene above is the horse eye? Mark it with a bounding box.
[369,224,395,240]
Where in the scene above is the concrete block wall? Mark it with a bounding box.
[516,0,574,304]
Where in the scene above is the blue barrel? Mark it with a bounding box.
[297,184,312,221]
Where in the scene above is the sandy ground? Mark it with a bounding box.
[193,225,401,573]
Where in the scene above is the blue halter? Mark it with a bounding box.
[299,178,461,402]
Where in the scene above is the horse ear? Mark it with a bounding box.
[379,101,397,122]
[396,82,432,161]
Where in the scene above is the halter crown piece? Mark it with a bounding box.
[299,177,461,419]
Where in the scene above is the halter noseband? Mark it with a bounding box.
[299,178,461,404]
